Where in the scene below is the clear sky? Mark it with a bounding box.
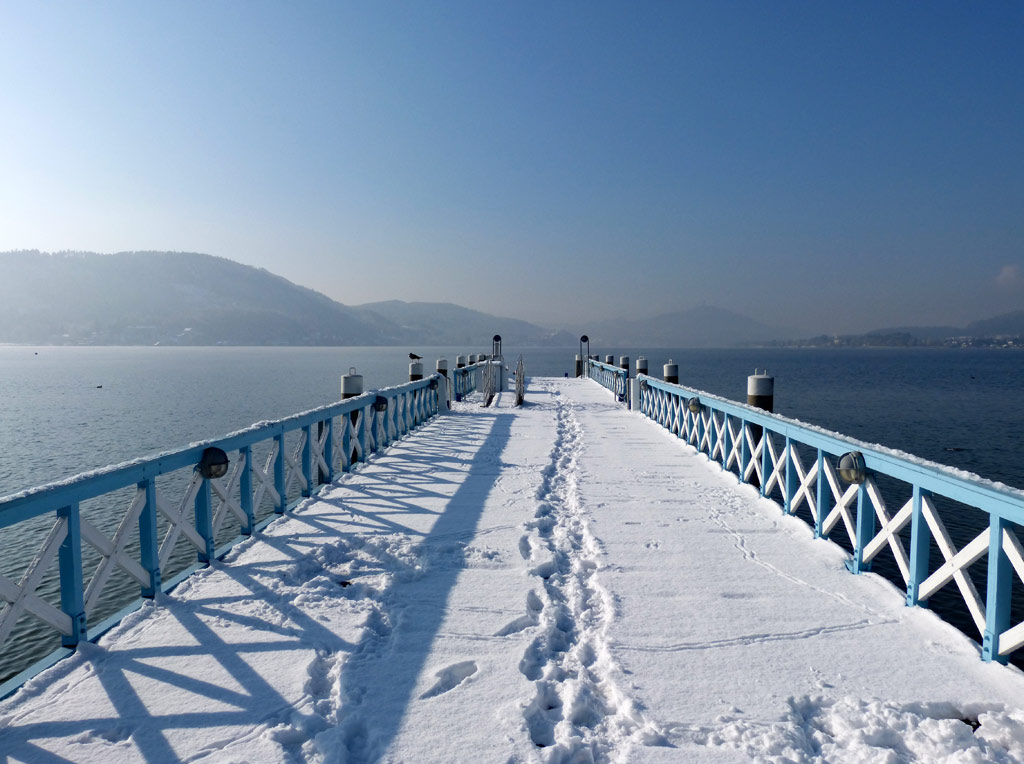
[1,1,1021,334]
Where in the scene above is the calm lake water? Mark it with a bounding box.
[1,345,1023,682]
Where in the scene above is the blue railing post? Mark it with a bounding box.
[301,424,313,497]
[239,446,254,535]
[721,414,731,472]
[57,503,87,647]
[195,476,215,563]
[760,430,771,498]
[814,450,826,538]
[784,437,797,514]
[342,414,353,472]
[983,515,1012,663]
[905,485,931,606]
[848,482,874,574]
[324,418,335,481]
[138,479,161,596]
[740,419,750,484]
[357,407,367,463]
[274,433,286,513]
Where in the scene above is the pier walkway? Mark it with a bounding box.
[2,378,1024,763]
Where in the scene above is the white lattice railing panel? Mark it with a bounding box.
[710,412,725,462]
[157,473,206,569]
[283,431,308,497]
[252,441,280,511]
[787,446,819,523]
[743,425,763,485]
[210,458,246,538]
[819,457,858,547]
[762,434,785,499]
[998,527,1024,655]
[314,423,330,478]
[81,487,151,616]
[860,480,912,583]
[917,495,987,636]
[724,418,743,472]
[0,517,73,645]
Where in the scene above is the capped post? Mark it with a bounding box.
[663,359,679,384]
[341,367,364,399]
[747,369,774,412]
[636,356,648,377]
[409,361,424,381]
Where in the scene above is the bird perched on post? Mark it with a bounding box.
[409,352,422,360]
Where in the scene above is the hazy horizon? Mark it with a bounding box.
[1,3,1021,335]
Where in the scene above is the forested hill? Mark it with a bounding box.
[0,251,563,347]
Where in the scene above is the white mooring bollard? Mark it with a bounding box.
[409,361,424,382]
[341,367,364,399]
[747,369,774,412]
[664,360,679,385]
[636,356,648,377]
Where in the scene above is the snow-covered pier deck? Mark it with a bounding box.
[3,377,1024,762]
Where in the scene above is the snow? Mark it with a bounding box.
[2,377,1024,763]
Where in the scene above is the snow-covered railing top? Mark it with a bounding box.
[632,373,1024,664]
[0,374,443,696]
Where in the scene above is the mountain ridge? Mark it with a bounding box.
[2,250,1020,348]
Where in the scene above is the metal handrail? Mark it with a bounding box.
[452,362,484,402]
[586,358,627,403]
[634,373,1024,663]
[0,374,443,691]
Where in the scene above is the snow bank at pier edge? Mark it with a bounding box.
[690,697,1024,763]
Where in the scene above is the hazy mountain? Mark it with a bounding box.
[965,311,1024,337]
[0,251,569,347]
[806,311,1024,346]
[867,325,963,342]
[583,306,795,348]
[0,250,401,346]
[354,300,574,346]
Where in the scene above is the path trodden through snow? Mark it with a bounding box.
[3,378,1024,763]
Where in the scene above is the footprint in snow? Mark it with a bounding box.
[419,661,478,699]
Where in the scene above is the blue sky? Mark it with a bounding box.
[1,2,1021,333]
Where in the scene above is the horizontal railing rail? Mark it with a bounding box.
[629,373,1024,664]
[0,374,443,693]
[586,359,628,402]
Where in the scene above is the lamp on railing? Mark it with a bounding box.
[838,451,867,484]
[373,395,388,412]
[687,397,701,413]
[198,447,229,480]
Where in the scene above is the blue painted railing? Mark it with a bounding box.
[586,359,628,402]
[0,375,443,693]
[452,361,483,402]
[628,374,1024,663]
